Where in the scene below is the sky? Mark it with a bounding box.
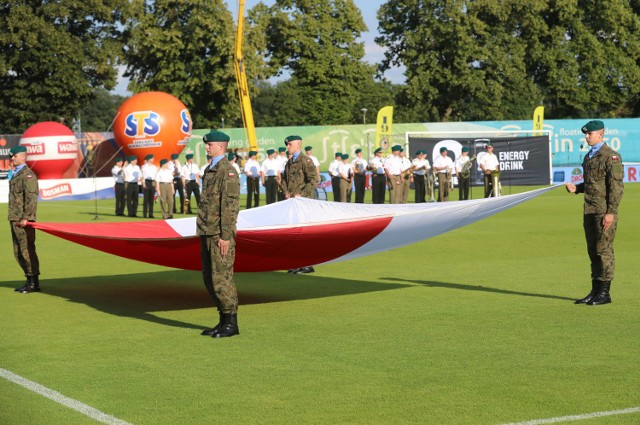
[112,0,404,96]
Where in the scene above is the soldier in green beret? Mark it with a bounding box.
[170,153,185,214]
[141,154,157,218]
[566,120,624,306]
[7,146,41,293]
[368,147,386,204]
[281,135,320,273]
[198,130,241,337]
[155,158,174,219]
[180,153,201,214]
[261,148,280,204]
[339,153,352,202]
[244,150,261,209]
[123,156,141,217]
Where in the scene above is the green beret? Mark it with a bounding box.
[399,147,404,152]
[439,147,447,153]
[486,143,493,149]
[227,153,235,161]
[415,150,423,156]
[335,152,342,158]
[144,154,154,160]
[9,145,27,156]
[267,148,275,155]
[203,130,230,143]
[128,155,137,162]
[305,146,312,151]
[160,159,168,166]
[186,153,194,160]
[391,145,402,152]
[249,150,257,157]
[115,156,124,162]
[374,147,382,154]
[341,154,349,160]
[171,153,179,160]
[284,135,302,145]
[461,147,469,153]
[581,120,604,134]
[355,148,362,154]
[278,147,286,152]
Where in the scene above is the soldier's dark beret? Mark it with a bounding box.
[374,147,382,154]
[171,153,179,160]
[128,155,138,162]
[248,150,257,157]
[439,147,447,153]
[305,146,312,151]
[9,145,27,156]
[581,120,604,134]
[267,148,275,155]
[355,148,362,154]
[461,147,469,153]
[185,153,194,160]
[203,130,230,143]
[144,154,154,160]
[284,135,302,145]
[391,145,402,152]
[278,147,286,152]
[160,159,168,166]
[341,154,349,160]
[335,152,342,158]
[227,153,235,160]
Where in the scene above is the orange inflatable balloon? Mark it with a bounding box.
[113,91,192,163]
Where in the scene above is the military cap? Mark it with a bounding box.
[391,145,402,152]
[227,153,235,161]
[341,154,349,160]
[278,147,286,152]
[439,147,448,153]
[335,152,343,158]
[486,143,493,149]
[160,159,168,166]
[185,153,194,160]
[374,147,382,154]
[144,154,154,160]
[461,147,469,153]
[305,146,313,152]
[355,148,362,154]
[399,147,404,152]
[8,145,27,156]
[415,150,424,156]
[115,156,124,163]
[171,153,179,160]
[267,148,275,155]
[203,130,230,143]
[128,155,138,162]
[248,150,257,157]
[284,135,302,145]
[581,120,604,134]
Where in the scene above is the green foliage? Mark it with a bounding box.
[377,0,640,120]
[0,0,131,133]
[80,88,126,132]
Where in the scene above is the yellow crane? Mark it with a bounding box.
[234,0,258,152]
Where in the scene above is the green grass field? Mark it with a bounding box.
[1,186,639,425]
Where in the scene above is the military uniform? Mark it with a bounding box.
[198,130,241,338]
[281,152,319,199]
[572,121,624,306]
[8,147,40,293]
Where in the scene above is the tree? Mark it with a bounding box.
[123,0,243,129]
[80,88,127,132]
[0,0,131,133]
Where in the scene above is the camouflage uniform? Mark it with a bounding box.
[196,157,240,314]
[281,152,319,198]
[8,165,40,278]
[575,144,624,283]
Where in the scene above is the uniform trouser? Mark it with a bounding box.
[484,174,493,198]
[158,183,174,219]
[173,178,184,213]
[584,214,617,282]
[264,176,277,204]
[437,173,450,202]
[414,174,426,203]
[126,182,139,216]
[114,183,125,215]
[11,222,39,277]
[458,175,470,200]
[246,177,260,209]
[340,179,352,202]
[402,176,410,204]
[185,181,200,212]
[354,174,366,203]
[143,180,155,217]
[200,236,238,314]
[387,175,401,204]
[372,174,386,204]
[331,176,341,202]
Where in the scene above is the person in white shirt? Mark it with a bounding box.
[141,154,158,218]
[170,153,184,214]
[123,155,141,217]
[155,158,175,219]
[399,149,412,203]
[261,148,281,204]
[181,153,201,213]
[368,147,386,204]
[384,145,403,204]
[455,147,472,200]
[479,144,500,197]
[412,150,430,203]
[338,153,353,202]
[433,147,455,202]
[244,150,261,209]
[111,156,125,216]
[304,146,321,180]
[228,152,241,175]
[351,148,368,203]
[200,155,212,177]
[328,152,342,202]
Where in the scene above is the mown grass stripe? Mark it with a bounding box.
[499,406,640,425]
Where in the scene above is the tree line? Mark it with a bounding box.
[1,0,639,134]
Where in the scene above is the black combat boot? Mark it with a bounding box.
[212,313,239,338]
[15,276,30,292]
[201,311,224,336]
[575,280,600,304]
[18,276,40,293]
[587,281,611,306]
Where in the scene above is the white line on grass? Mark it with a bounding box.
[0,368,133,425]
[499,406,640,425]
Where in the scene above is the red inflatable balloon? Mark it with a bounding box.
[20,122,79,179]
[113,92,192,163]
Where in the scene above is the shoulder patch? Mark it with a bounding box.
[612,155,619,161]
[228,172,235,177]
